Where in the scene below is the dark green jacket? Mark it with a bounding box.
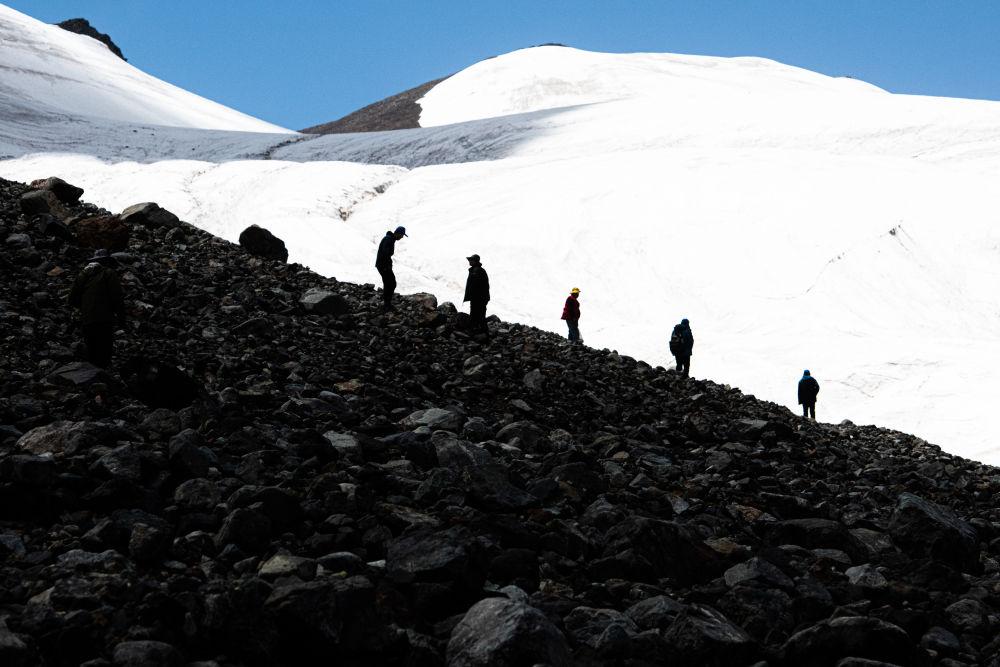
[69,262,124,325]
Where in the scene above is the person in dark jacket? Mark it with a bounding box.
[798,370,820,420]
[463,254,490,335]
[561,287,581,343]
[68,249,125,368]
[375,226,406,312]
[669,318,694,377]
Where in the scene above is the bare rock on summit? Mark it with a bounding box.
[57,18,126,60]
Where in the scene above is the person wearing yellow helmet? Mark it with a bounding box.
[561,287,582,344]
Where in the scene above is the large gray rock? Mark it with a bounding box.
[401,407,465,432]
[386,527,478,586]
[19,189,65,218]
[299,288,349,316]
[29,177,83,203]
[119,202,180,228]
[663,604,756,666]
[17,421,121,457]
[888,492,980,572]
[564,606,638,653]
[446,597,571,667]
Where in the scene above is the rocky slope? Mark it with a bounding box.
[56,18,125,61]
[2,175,1000,666]
[301,77,448,134]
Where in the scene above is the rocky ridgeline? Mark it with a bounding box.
[1,175,1000,667]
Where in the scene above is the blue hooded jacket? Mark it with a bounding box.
[798,370,820,404]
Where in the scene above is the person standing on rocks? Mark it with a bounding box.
[561,287,582,344]
[463,254,490,336]
[375,226,406,312]
[669,318,694,377]
[68,249,125,368]
[798,369,820,420]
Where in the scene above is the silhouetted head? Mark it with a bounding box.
[803,370,811,377]
[570,287,580,296]
[467,254,481,265]
[393,225,407,240]
[681,318,689,326]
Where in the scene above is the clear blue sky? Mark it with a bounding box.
[7,1,1000,130]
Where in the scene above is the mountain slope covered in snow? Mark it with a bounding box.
[0,3,287,157]
[0,7,999,462]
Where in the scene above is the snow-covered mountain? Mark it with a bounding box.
[1,3,999,462]
[0,3,286,157]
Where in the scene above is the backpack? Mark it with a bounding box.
[669,326,684,354]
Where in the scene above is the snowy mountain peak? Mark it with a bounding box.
[417,45,886,127]
[0,3,287,132]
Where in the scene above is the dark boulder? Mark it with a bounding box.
[663,604,757,666]
[888,492,980,572]
[239,225,288,262]
[29,177,84,203]
[781,616,913,667]
[119,202,180,229]
[446,597,571,667]
[300,288,349,316]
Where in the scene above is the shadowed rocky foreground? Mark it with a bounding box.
[2,176,1000,666]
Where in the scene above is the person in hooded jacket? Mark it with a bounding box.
[69,249,125,368]
[561,287,582,343]
[669,318,694,377]
[375,226,406,312]
[463,254,490,335]
[798,370,820,420]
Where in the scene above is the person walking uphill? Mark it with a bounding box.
[375,226,406,312]
[463,254,490,336]
[669,318,694,377]
[69,249,125,368]
[798,369,820,420]
[561,287,582,343]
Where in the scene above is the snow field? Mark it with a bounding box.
[1,7,999,462]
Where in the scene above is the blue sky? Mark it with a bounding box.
[7,1,1000,130]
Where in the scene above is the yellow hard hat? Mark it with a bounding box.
[570,287,581,294]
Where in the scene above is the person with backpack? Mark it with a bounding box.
[68,249,126,368]
[561,287,582,343]
[463,253,490,336]
[798,370,820,420]
[669,318,694,377]
[375,226,406,312]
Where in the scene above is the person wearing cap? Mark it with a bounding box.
[375,226,406,312]
[463,254,490,336]
[69,249,125,368]
[561,287,582,343]
[668,318,694,377]
[798,370,820,420]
